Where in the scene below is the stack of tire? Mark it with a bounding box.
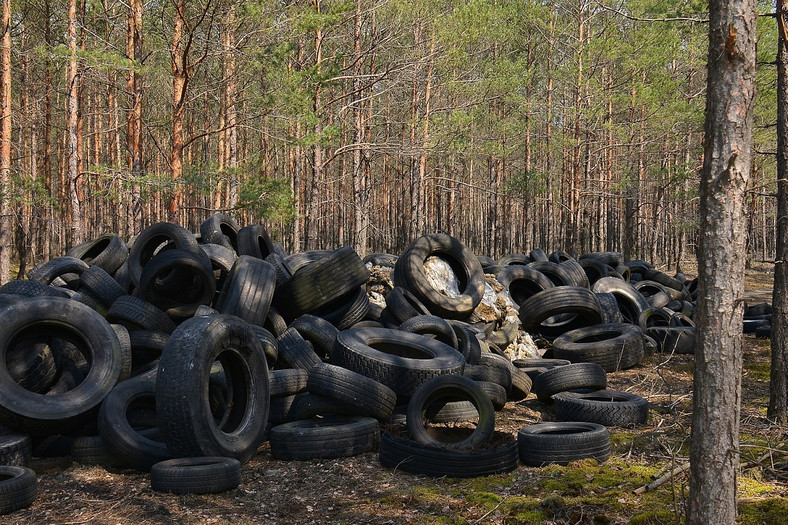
[743,302,772,340]
[0,216,699,505]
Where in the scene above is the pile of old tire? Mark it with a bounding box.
[487,249,697,365]
[0,218,531,503]
[743,301,772,340]
[1,216,710,499]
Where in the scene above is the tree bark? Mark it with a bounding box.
[769,1,788,425]
[0,0,11,283]
[68,0,83,245]
[169,0,186,222]
[689,1,757,523]
[127,0,143,233]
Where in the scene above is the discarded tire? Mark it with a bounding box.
[394,233,485,319]
[0,297,122,434]
[333,327,465,398]
[150,457,241,494]
[531,362,607,403]
[0,465,38,514]
[156,315,270,464]
[519,286,603,340]
[269,415,380,460]
[550,323,645,372]
[406,375,495,450]
[517,422,610,467]
[553,389,649,427]
[378,431,518,478]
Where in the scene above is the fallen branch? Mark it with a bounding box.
[633,462,690,495]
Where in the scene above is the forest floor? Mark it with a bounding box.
[6,265,788,525]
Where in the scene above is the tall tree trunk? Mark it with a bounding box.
[769,1,788,425]
[127,0,143,233]
[351,0,368,256]
[306,0,324,249]
[68,0,83,245]
[41,0,53,260]
[0,0,11,283]
[224,3,238,208]
[169,0,187,221]
[689,1,757,522]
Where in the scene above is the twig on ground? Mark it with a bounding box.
[633,462,690,495]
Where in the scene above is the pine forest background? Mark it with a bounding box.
[2,0,781,277]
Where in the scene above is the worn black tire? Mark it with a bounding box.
[0,434,31,467]
[269,369,309,397]
[363,253,399,268]
[70,435,121,467]
[591,277,650,324]
[393,233,485,319]
[276,327,322,371]
[310,286,370,329]
[496,266,554,308]
[644,326,696,354]
[383,286,432,325]
[150,457,241,494]
[595,292,623,324]
[0,297,122,435]
[156,315,270,464]
[446,320,483,365]
[106,295,177,334]
[406,375,495,450]
[138,249,216,318]
[553,389,649,427]
[199,213,240,252]
[526,261,575,287]
[378,431,518,478]
[333,327,466,398]
[98,376,171,472]
[531,362,607,403]
[284,250,332,272]
[127,222,201,289]
[463,359,512,392]
[78,265,127,313]
[398,315,458,350]
[519,286,603,341]
[237,224,275,259]
[558,259,591,288]
[498,253,531,268]
[517,422,610,466]
[551,323,646,372]
[637,307,674,330]
[269,415,380,460]
[579,251,624,267]
[274,247,369,321]
[27,256,89,286]
[0,465,37,514]
[213,255,276,326]
[199,243,237,300]
[67,234,129,275]
[307,363,396,421]
[289,314,339,361]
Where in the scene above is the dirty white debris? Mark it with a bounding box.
[423,256,462,298]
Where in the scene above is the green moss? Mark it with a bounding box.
[738,476,777,499]
[743,360,771,382]
[464,491,500,506]
[738,497,788,525]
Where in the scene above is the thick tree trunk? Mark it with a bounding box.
[169,0,186,222]
[769,1,788,425]
[689,1,757,523]
[0,0,11,283]
[127,0,143,233]
[68,0,82,245]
